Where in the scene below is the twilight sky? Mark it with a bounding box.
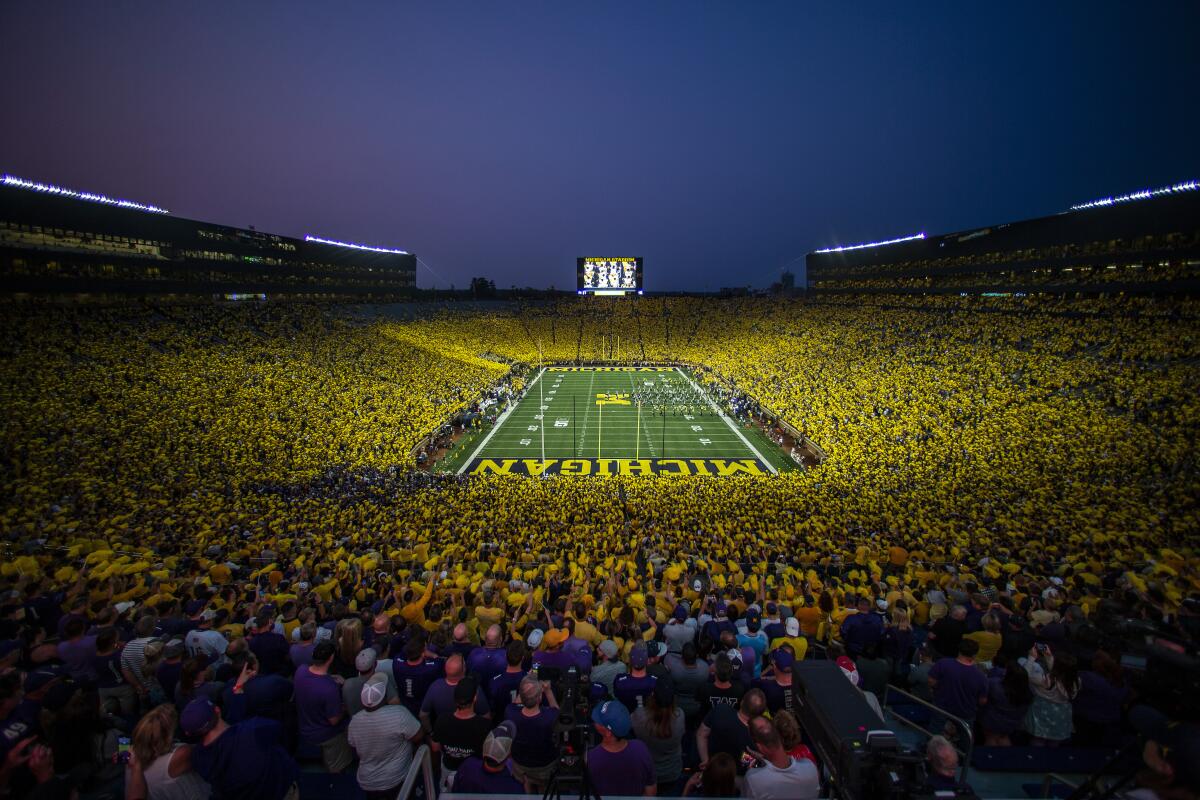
[2,2,1198,290]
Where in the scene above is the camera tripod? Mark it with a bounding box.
[541,758,600,800]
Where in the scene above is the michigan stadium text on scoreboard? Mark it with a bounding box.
[577,257,643,295]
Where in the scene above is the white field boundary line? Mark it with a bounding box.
[457,367,545,474]
[674,367,777,475]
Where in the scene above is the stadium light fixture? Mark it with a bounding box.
[813,232,925,254]
[1070,180,1197,211]
[2,173,170,214]
[303,234,408,254]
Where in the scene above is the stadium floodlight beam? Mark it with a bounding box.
[813,232,925,254]
[2,173,170,214]
[1070,180,1197,211]
[303,234,409,254]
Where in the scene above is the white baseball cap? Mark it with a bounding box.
[360,673,389,709]
[785,617,800,637]
[482,721,516,763]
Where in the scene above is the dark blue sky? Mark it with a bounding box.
[2,2,1197,290]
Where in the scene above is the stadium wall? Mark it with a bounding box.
[805,191,1200,294]
[0,183,416,299]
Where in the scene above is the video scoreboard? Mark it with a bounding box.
[577,257,643,295]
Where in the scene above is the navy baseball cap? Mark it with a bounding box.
[592,700,632,738]
[181,698,219,738]
[772,648,795,671]
[630,643,648,669]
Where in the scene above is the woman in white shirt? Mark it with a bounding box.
[1021,645,1079,745]
[126,705,211,800]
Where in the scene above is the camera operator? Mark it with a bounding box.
[504,674,558,792]
[589,700,656,797]
[924,735,972,794]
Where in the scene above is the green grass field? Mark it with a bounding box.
[442,367,791,476]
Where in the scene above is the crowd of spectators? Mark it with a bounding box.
[1,293,1197,798]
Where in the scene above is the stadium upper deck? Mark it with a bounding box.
[0,175,416,299]
[806,181,1200,295]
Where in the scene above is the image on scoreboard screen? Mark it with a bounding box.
[577,257,643,294]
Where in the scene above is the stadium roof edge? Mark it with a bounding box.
[807,180,1199,258]
[1,172,413,256]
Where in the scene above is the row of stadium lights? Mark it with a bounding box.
[302,235,408,254]
[2,173,171,214]
[6,171,1195,258]
[814,179,1197,253]
[2,173,408,254]
[1069,180,1197,211]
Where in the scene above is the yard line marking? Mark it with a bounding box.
[674,367,776,474]
[627,369,658,458]
[457,367,545,474]
[576,369,597,458]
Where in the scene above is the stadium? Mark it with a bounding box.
[2,5,1200,800]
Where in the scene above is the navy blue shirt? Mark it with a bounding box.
[222,675,294,724]
[248,631,291,676]
[466,646,508,687]
[156,661,183,701]
[488,670,526,721]
[92,650,125,689]
[840,613,884,657]
[392,658,445,715]
[504,705,559,767]
[613,673,657,712]
[762,621,787,642]
[192,718,299,800]
[451,756,525,795]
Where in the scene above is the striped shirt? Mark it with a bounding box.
[120,636,155,688]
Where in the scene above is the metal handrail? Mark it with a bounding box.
[1042,772,1082,797]
[880,683,974,785]
[399,743,437,800]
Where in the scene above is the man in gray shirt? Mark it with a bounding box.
[663,606,697,655]
[741,716,820,798]
[344,648,397,716]
[591,640,627,699]
[663,642,709,727]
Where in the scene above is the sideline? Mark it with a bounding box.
[456,367,545,475]
[674,367,777,474]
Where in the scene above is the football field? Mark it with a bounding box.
[453,367,784,476]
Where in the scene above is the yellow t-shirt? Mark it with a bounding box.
[794,607,823,637]
[965,631,1002,664]
[769,636,808,661]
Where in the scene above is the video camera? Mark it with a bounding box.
[791,661,979,800]
[535,665,599,800]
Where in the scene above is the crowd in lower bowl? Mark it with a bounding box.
[1,294,1197,798]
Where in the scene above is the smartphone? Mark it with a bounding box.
[116,736,132,764]
[739,749,763,771]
